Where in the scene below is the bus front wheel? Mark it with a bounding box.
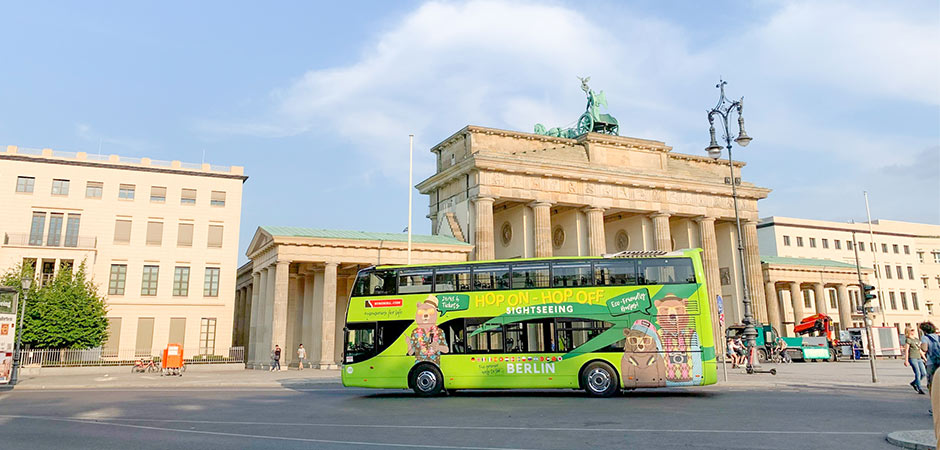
[409,364,444,397]
[581,362,619,398]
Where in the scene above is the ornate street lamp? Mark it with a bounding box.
[10,275,32,386]
[706,80,759,372]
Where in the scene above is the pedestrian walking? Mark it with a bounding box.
[297,344,308,370]
[902,326,927,394]
[920,322,940,390]
[270,345,282,372]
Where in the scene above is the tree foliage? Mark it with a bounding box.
[1,261,109,349]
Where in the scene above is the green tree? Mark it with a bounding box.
[1,261,109,349]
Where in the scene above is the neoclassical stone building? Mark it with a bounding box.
[237,227,471,369]
[416,126,772,327]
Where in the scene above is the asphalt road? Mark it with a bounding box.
[0,380,930,450]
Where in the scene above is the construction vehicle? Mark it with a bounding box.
[726,322,834,362]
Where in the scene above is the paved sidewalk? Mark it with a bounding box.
[11,365,341,390]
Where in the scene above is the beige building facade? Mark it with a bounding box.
[0,145,246,358]
[239,227,471,369]
[416,125,772,328]
[758,216,940,335]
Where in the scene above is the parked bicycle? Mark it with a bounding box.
[132,358,159,373]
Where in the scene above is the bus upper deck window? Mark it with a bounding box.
[593,260,637,286]
[473,264,510,290]
[511,263,549,289]
[434,267,471,292]
[552,262,592,287]
[370,270,398,295]
[399,269,433,294]
[637,258,695,285]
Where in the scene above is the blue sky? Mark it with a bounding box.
[1,0,938,263]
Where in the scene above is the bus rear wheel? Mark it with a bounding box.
[409,364,444,397]
[581,362,619,398]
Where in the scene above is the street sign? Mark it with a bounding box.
[716,294,725,328]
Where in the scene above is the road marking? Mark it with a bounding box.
[0,415,533,450]
[0,414,884,436]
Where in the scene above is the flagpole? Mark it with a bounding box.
[407,134,414,265]
[863,191,885,326]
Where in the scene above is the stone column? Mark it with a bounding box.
[243,284,253,351]
[583,207,606,256]
[270,261,290,370]
[263,266,277,365]
[319,262,339,369]
[695,216,723,356]
[764,281,782,333]
[302,272,315,363]
[286,274,305,366]
[836,284,852,328]
[813,283,828,315]
[473,196,495,261]
[232,289,242,346]
[742,220,767,324]
[530,201,553,258]
[650,212,672,251]
[250,270,266,367]
[788,282,804,332]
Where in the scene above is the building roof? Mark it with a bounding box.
[259,226,472,246]
[760,255,865,270]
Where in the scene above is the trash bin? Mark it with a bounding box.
[162,343,184,376]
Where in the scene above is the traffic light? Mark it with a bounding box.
[862,284,876,304]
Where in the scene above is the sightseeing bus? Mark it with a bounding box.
[341,249,717,397]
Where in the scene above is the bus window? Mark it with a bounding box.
[370,270,398,295]
[504,322,525,352]
[399,269,433,294]
[473,264,510,291]
[434,267,471,293]
[344,322,375,364]
[593,260,637,286]
[555,319,616,352]
[352,270,373,296]
[511,263,549,289]
[637,258,696,285]
[503,319,555,353]
[376,320,412,354]
[440,319,466,353]
[466,318,503,353]
[552,262,592,287]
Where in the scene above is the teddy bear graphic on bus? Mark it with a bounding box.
[655,294,700,383]
[406,294,449,364]
[621,319,667,389]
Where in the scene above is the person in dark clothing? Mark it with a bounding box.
[270,345,282,371]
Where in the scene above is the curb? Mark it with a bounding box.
[886,430,936,450]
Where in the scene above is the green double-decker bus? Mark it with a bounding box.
[342,249,717,397]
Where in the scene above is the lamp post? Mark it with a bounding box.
[10,275,31,386]
[705,79,760,372]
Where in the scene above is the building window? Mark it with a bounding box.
[809,238,817,248]
[141,265,159,296]
[51,179,69,196]
[882,243,888,253]
[889,291,897,310]
[210,191,226,207]
[207,225,223,248]
[150,186,166,203]
[796,237,804,247]
[896,265,903,280]
[924,277,930,289]
[28,212,46,246]
[893,244,899,254]
[847,240,854,250]
[783,236,791,246]
[204,267,220,297]
[907,266,915,280]
[917,251,925,262]
[822,238,829,249]
[834,240,841,250]
[828,290,837,310]
[108,264,127,295]
[803,290,812,309]
[173,267,190,297]
[177,223,194,247]
[181,188,196,205]
[874,266,879,278]
[912,293,919,310]
[933,252,940,264]
[904,245,910,255]
[114,219,132,244]
[859,241,865,251]
[146,221,164,246]
[119,184,135,200]
[199,318,217,356]
[46,213,64,246]
[16,176,35,193]
[85,181,103,198]
[64,214,80,247]
[900,292,908,310]
[885,264,892,279]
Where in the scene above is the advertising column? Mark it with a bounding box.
[0,290,18,385]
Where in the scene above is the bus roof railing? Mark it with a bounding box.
[602,250,686,259]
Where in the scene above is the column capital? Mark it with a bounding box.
[580,205,606,214]
[472,195,495,204]
[693,215,717,224]
[528,200,553,209]
[648,211,671,219]
[324,261,339,269]
[276,259,291,266]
